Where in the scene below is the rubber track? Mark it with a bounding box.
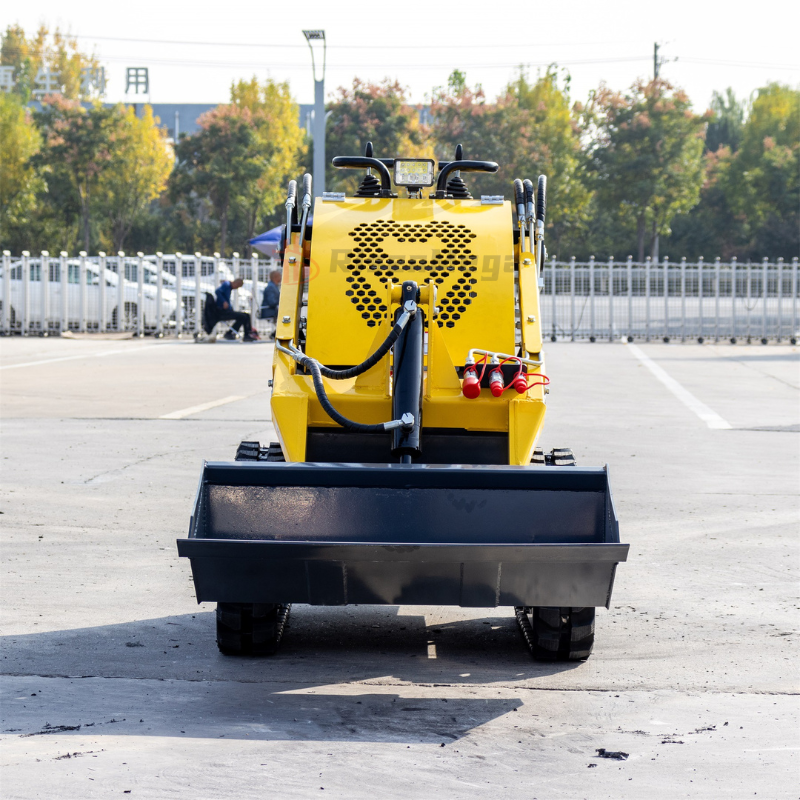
[515,447,593,660]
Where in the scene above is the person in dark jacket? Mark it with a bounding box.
[260,270,281,340]
[260,270,281,319]
[215,278,259,341]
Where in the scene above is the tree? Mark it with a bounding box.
[326,79,431,194]
[431,70,512,194]
[431,69,591,254]
[0,92,42,245]
[230,77,306,245]
[726,83,799,257]
[705,88,747,153]
[1,24,103,103]
[171,105,263,256]
[95,105,174,252]
[33,96,116,251]
[589,79,707,261]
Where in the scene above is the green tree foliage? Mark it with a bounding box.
[1,24,102,102]
[33,96,116,251]
[97,105,174,252]
[431,69,591,253]
[230,77,307,243]
[0,93,42,243]
[171,106,263,256]
[325,79,431,194]
[589,79,707,261]
[666,83,799,259]
[705,88,747,153]
[727,83,799,257]
[169,79,305,255]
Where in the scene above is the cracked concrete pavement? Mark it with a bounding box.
[1,337,798,798]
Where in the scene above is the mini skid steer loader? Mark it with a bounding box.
[177,144,628,660]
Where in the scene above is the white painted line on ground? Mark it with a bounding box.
[159,395,246,420]
[626,342,732,430]
[0,344,176,371]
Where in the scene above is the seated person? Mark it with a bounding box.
[215,278,259,342]
[260,269,282,320]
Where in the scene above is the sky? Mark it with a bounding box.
[6,0,800,112]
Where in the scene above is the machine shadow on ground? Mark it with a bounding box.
[1,606,583,685]
[1,606,584,743]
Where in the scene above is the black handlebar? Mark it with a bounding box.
[332,157,394,195]
[435,160,498,195]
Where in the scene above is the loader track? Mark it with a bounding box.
[514,447,595,661]
[235,440,285,461]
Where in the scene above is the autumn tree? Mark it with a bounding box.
[229,77,306,243]
[171,105,263,256]
[431,69,591,253]
[589,79,707,261]
[33,96,116,251]
[97,105,174,252]
[326,79,431,194]
[725,83,799,257]
[0,92,43,246]
[1,24,103,102]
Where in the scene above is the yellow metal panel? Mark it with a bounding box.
[508,397,546,466]
[270,354,309,462]
[305,197,516,367]
[275,237,303,342]
[518,248,543,355]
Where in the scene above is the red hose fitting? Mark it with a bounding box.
[489,368,504,397]
[462,366,481,399]
[511,374,529,393]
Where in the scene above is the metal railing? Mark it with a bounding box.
[1,250,280,337]
[3,251,797,343]
[540,256,799,343]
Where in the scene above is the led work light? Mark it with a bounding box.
[393,159,436,187]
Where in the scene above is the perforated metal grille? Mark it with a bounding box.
[345,219,479,328]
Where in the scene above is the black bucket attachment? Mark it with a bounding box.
[177,462,627,609]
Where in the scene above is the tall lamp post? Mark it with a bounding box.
[303,29,326,197]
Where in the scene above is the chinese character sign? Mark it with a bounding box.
[81,67,107,97]
[32,68,60,99]
[125,67,149,95]
[0,66,15,93]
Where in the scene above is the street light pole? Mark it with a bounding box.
[303,30,326,197]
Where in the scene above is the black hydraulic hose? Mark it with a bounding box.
[294,317,407,380]
[311,315,407,379]
[523,179,535,223]
[304,359,391,433]
[537,174,547,224]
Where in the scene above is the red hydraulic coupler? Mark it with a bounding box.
[462,363,481,399]
[510,373,529,394]
[489,367,505,397]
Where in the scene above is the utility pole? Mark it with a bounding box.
[654,42,660,79]
[303,30,326,198]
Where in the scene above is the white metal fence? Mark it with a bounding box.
[1,250,280,338]
[541,256,799,343]
[3,251,798,343]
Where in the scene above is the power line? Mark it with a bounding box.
[70,33,637,50]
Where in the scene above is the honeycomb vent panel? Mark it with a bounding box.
[345,219,478,328]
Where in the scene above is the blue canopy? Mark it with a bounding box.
[249,226,282,255]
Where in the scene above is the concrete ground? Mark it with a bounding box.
[0,335,798,799]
